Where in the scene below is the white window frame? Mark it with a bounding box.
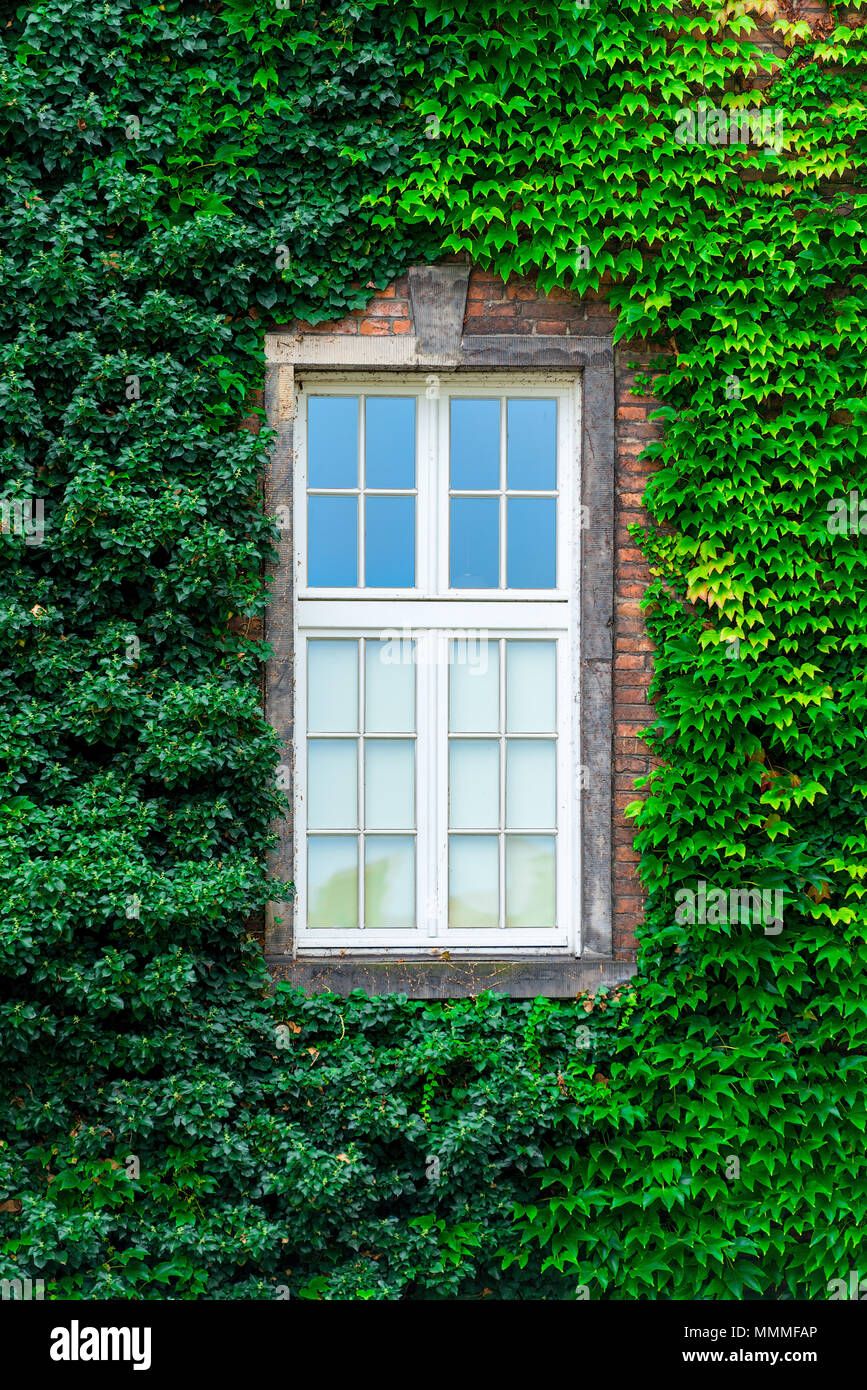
[293,372,581,956]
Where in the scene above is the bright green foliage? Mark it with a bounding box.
[390,0,867,1296]
[2,0,865,1298]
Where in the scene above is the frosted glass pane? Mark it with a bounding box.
[365,496,415,587]
[506,497,556,588]
[308,836,358,928]
[308,640,358,732]
[506,641,556,733]
[449,642,498,732]
[449,835,499,927]
[507,399,557,490]
[365,641,415,732]
[506,740,556,828]
[308,396,358,488]
[449,740,499,828]
[365,740,414,829]
[365,397,415,489]
[450,497,499,588]
[307,496,357,587]
[506,836,555,928]
[307,740,357,829]
[365,836,415,928]
[450,398,500,489]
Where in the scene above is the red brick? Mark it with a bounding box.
[364,299,410,317]
[359,318,390,336]
[615,912,645,931]
[535,320,569,334]
[620,421,661,438]
[393,319,412,334]
[615,734,650,751]
[617,894,644,911]
[468,282,501,299]
[523,299,584,318]
[463,315,523,334]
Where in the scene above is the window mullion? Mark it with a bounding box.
[358,396,366,589]
[358,634,365,930]
[424,389,436,597]
[499,395,506,589]
[499,637,506,928]
[427,639,445,939]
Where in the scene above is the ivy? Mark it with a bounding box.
[1,0,865,1299]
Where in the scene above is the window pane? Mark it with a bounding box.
[449,739,499,828]
[506,740,556,828]
[365,640,415,733]
[450,398,500,489]
[308,640,358,733]
[308,837,358,928]
[365,836,415,928]
[308,495,357,587]
[506,641,556,733]
[308,396,358,488]
[365,397,416,489]
[449,642,498,732]
[308,740,357,828]
[365,496,415,587]
[365,739,414,829]
[506,497,556,588]
[450,496,499,588]
[449,835,499,927]
[507,399,557,490]
[506,836,555,927]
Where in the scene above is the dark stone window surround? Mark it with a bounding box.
[263,264,632,998]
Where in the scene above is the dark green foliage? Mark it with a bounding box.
[3,972,633,1298]
[2,0,865,1299]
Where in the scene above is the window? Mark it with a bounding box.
[293,374,581,954]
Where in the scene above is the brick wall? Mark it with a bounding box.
[611,347,664,958]
[272,267,668,961]
[294,276,413,336]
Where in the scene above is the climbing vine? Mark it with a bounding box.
[1,0,864,1298]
